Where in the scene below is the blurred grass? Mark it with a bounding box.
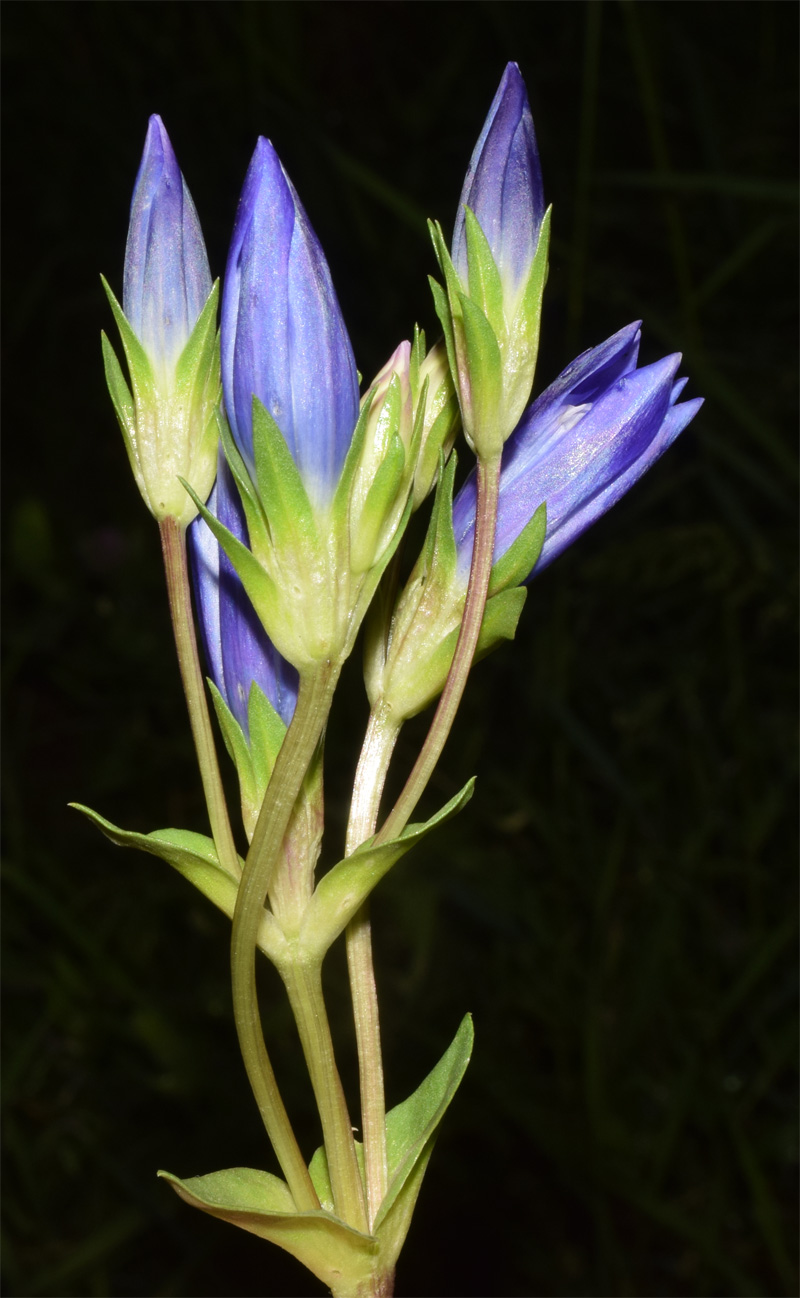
[2,2,797,1296]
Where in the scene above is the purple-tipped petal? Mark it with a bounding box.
[189,454,298,732]
[451,326,702,581]
[221,138,359,506]
[123,115,212,378]
[452,63,545,295]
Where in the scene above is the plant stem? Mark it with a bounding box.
[159,517,240,881]
[344,704,401,1227]
[231,666,338,1211]
[280,956,369,1233]
[376,452,502,844]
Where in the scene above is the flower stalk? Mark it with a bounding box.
[230,666,339,1210]
[159,517,240,881]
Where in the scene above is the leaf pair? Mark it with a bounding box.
[160,1015,474,1298]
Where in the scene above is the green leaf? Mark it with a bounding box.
[159,1167,378,1296]
[251,397,318,553]
[69,804,288,965]
[299,780,474,959]
[373,1014,474,1254]
[464,206,505,336]
[488,501,547,596]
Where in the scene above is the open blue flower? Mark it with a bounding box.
[452,322,703,579]
[189,454,298,732]
[221,137,359,508]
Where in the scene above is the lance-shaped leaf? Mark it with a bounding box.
[159,1166,378,1297]
[70,804,288,965]
[298,781,475,961]
[306,1015,475,1274]
[374,1013,474,1246]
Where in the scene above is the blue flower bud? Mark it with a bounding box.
[451,323,704,580]
[221,137,359,508]
[189,453,298,732]
[452,62,545,306]
[102,118,219,525]
[124,115,213,388]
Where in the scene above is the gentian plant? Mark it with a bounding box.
[74,64,702,1298]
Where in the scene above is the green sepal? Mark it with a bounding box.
[251,397,319,554]
[69,803,289,964]
[100,276,156,408]
[298,780,474,960]
[173,281,220,403]
[422,447,459,585]
[398,585,527,721]
[513,205,552,357]
[409,323,426,396]
[428,276,457,389]
[351,428,407,574]
[247,682,288,799]
[488,501,547,597]
[458,291,504,457]
[463,206,505,337]
[373,1013,474,1241]
[207,682,260,836]
[100,332,144,496]
[216,410,271,558]
[331,391,376,533]
[428,220,463,311]
[180,477,285,655]
[159,1167,378,1297]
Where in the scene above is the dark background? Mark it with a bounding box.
[3,3,797,1296]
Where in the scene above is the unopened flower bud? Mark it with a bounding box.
[101,115,219,527]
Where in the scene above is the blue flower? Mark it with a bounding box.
[189,454,298,732]
[451,323,703,579]
[221,137,359,508]
[452,62,545,304]
[123,115,212,386]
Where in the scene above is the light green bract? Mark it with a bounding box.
[159,1015,473,1298]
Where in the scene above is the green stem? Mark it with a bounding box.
[159,517,240,881]
[280,956,369,1233]
[375,452,502,844]
[231,666,338,1211]
[344,704,401,1227]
